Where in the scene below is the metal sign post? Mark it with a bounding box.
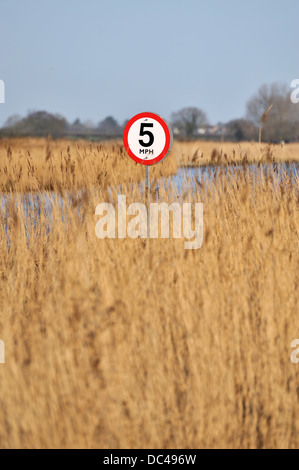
[145,166,150,238]
[123,111,173,240]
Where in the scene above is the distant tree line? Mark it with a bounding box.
[171,83,299,142]
[0,112,123,139]
[1,82,299,142]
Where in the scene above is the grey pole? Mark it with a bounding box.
[145,166,150,238]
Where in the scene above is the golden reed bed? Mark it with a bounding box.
[172,140,299,167]
[0,137,298,191]
[0,137,298,448]
[0,138,177,193]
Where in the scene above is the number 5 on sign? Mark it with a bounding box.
[123,112,173,165]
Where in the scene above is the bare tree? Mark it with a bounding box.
[246,83,299,142]
[2,111,67,138]
[171,107,208,138]
[98,116,120,136]
[226,119,258,141]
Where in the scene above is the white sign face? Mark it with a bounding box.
[123,112,173,166]
[127,117,166,162]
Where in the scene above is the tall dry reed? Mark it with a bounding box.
[0,139,298,448]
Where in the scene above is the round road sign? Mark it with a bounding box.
[123,112,173,165]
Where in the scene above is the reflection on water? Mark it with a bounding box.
[1,162,298,224]
[166,162,299,197]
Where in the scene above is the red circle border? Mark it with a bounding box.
[123,112,172,166]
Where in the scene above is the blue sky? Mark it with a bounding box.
[0,0,298,126]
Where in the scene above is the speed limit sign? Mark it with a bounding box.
[123,112,173,165]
